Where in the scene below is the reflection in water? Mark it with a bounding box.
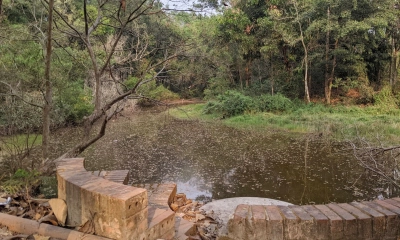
[76,109,396,205]
[176,177,212,201]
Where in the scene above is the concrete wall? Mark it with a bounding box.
[227,199,400,240]
[57,158,149,240]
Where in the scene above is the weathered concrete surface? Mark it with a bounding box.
[200,197,292,239]
[134,183,178,209]
[57,158,176,240]
[91,170,130,185]
[224,198,400,240]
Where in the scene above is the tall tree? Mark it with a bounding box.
[42,0,187,166]
[42,0,54,160]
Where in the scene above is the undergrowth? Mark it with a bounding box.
[169,98,400,144]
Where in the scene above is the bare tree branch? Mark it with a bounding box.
[0,81,44,109]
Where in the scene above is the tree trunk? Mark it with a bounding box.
[245,60,251,87]
[42,0,54,160]
[270,53,274,95]
[294,0,310,103]
[325,39,338,105]
[303,49,310,103]
[0,0,3,17]
[324,7,331,104]
[390,37,398,87]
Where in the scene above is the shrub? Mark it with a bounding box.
[148,85,180,101]
[55,80,94,124]
[374,85,398,110]
[1,169,41,196]
[204,90,255,117]
[256,93,293,112]
[126,76,180,106]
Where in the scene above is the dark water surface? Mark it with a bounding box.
[72,108,394,205]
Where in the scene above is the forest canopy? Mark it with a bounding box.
[0,0,399,155]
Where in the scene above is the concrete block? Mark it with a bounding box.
[147,207,175,240]
[290,205,314,239]
[265,205,283,240]
[227,204,250,240]
[248,205,267,240]
[326,203,358,239]
[384,199,400,209]
[315,204,344,240]
[363,201,400,239]
[338,203,372,239]
[278,205,299,239]
[302,205,329,239]
[65,180,82,226]
[351,201,385,239]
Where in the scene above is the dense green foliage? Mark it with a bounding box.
[1,0,399,130]
[204,91,294,117]
[171,103,400,144]
[0,0,399,177]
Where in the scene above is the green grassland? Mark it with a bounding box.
[169,103,400,144]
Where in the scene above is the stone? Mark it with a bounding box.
[315,205,344,240]
[350,201,385,239]
[363,201,400,239]
[48,198,68,226]
[338,203,372,239]
[301,205,329,239]
[249,205,267,240]
[195,213,205,221]
[326,203,358,239]
[171,203,179,212]
[265,205,284,239]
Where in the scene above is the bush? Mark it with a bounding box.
[148,85,180,101]
[55,80,94,124]
[374,85,398,110]
[256,93,293,112]
[1,169,41,196]
[126,76,180,106]
[204,90,255,117]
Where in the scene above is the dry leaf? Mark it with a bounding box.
[79,219,95,234]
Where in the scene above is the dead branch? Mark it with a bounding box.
[346,139,400,189]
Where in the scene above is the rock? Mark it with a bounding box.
[189,235,202,240]
[176,198,185,207]
[196,213,206,221]
[171,203,179,212]
[48,198,67,226]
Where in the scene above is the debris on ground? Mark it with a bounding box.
[0,194,56,225]
[171,193,222,240]
[0,192,71,239]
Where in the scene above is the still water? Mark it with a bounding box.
[78,108,392,205]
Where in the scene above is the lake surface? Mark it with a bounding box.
[71,107,395,205]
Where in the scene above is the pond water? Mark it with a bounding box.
[68,107,395,205]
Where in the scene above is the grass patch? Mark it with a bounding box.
[0,134,42,154]
[169,103,400,144]
[168,104,219,120]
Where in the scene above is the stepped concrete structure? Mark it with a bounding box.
[57,157,400,240]
[225,199,400,240]
[56,158,176,240]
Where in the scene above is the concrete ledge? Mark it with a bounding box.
[227,198,400,240]
[56,158,176,240]
[0,213,111,240]
[133,183,177,209]
[91,170,130,185]
[57,158,149,240]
